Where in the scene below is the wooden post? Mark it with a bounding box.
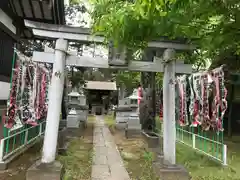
[41,39,68,163]
[163,49,176,165]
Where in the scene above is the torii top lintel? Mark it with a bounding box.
[24,20,196,51]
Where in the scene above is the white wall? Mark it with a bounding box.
[0,81,10,100]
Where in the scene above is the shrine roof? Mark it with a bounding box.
[84,81,117,91]
[0,0,65,39]
[68,91,81,97]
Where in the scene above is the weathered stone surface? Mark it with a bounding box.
[58,128,68,155]
[26,160,63,180]
[125,129,141,138]
[59,119,67,129]
[67,114,80,128]
[153,156,191,180]
[142,131,160,149]
[115,122,127,130]
[93,155,108,165]
[94,146,108,155]
[91,165,110,179]
[65,127,81,137]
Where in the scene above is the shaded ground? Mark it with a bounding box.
[58,116,94,180]
[0,141,42,180]
[105,115,159,180]
[0,116,95,180]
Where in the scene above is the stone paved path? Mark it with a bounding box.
[91,116,130,180]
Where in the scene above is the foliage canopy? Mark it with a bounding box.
[90,0,240,58]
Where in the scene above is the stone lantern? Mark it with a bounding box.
[68,91,81,105]
[127,89,139,113]
[67,91,88,128]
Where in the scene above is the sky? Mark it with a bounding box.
[65,1,108,59]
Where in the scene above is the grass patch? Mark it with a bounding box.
[177,142,240,180]
[104,114,115,126]
[106,116,159,180]
[119,139,159,180]
[156,118,240,180]
[59,139,93,180]
[87,115,96,123]
[58,118,94,180]
[106,115,240,179]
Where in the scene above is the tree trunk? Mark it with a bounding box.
[151,72,156,130]
[61,85,67,120]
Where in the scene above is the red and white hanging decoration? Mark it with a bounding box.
[6,51,51,129]
[176,65,227,132]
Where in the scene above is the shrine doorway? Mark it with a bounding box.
[84,81,117,115]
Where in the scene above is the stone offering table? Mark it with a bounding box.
[125,113,142,138]
[67,109,80,128]
[115,106,132,130]
[76,105,88,128]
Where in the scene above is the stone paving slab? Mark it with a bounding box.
[94,146,108,155]
[93,154,108,165]
[91,165,110,179]
[91,116,130,180]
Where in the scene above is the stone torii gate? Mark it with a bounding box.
[24,20,195,179]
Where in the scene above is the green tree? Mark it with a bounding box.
[115,71,140,96]
[70,0,80,5]
[90,0,240,66]
[69,70,85,88]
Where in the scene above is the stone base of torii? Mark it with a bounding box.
[23,20,194,180]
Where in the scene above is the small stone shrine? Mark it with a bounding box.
[84,81,117,115]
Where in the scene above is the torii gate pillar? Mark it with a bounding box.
[27,39,68,180]
[162,49,176,165]
[41,38,68,163]
[155,49,190,180]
